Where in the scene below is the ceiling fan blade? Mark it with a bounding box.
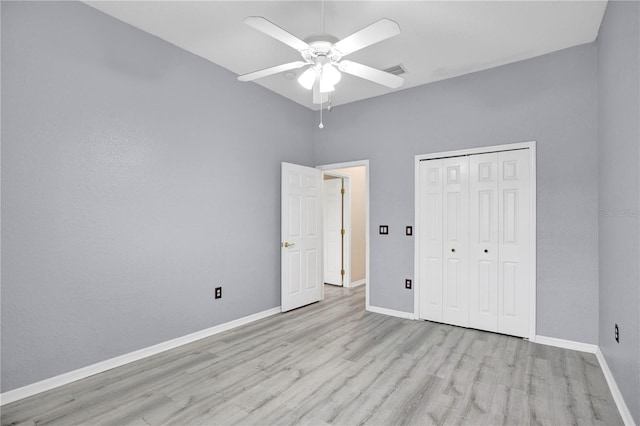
[237,61,307,82]
[333,18,400,56]
[338,60,404,89]
[244,16,310,52]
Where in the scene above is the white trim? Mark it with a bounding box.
[415,141,536,162]
[535,335,597,354]
[367,305,416,320]
[350,279,366,287]
[0,307,281,406]
[595,348,636,426]
[528,143,537,340]
[413,154,422,322]
[414,141,537,341]
[317,160,370,311]
[534,336,634,425]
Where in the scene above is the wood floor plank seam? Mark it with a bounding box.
[0,285,624,426]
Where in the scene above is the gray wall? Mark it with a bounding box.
[3,0,635,404]
[597,1,640,422]
[314,44,600,344]
[1,1,314,392]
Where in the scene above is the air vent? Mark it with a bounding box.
[382,64,407,76]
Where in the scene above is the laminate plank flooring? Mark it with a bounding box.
[1,285,623,426]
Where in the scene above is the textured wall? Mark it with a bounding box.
[2,0,627,398]
[314,44,600,344]
[1,1,314,392]
[597,1,640,422]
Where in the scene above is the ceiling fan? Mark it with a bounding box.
[237,16,404,104]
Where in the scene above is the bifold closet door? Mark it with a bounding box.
[418,156,471,327]
[418,148,531,338]
[419,159,444,322]
[442,157,469,328]
[469,153,499,332]
[497,149,531,337]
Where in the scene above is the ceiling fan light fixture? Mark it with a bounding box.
[297,67,317,90]
[319,80,335,93]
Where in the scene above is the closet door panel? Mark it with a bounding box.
[442,157,469,327]
[419,159,444,321]
[497,150,531,337]
[469,153,499,332]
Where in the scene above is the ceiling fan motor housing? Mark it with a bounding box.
[302,34,342,63]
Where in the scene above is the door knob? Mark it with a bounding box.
[484,249,489,253]
[282,242,295,248]
[451,248,455,253]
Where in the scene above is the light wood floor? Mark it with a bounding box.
[1,285,623,426]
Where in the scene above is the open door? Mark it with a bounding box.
[323,177,344,286]
[281,162,323,312]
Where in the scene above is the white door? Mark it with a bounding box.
[469,153,499,332]
[281,163,323,312]
[442,157,470,327]
[323,178,343,286]
[417,145,533,339]
[419,159,444,321]
[497,150,531,337]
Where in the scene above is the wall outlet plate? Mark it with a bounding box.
[215,287,222,299]
[405,279,412,289]
[406,226,413,236]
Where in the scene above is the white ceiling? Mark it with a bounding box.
[85,1,608,110]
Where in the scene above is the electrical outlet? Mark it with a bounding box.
[406,226,413,236]
[215,287,222,299]
[615,323,619,343]
[405,279,412,289]
[379,225,389,235]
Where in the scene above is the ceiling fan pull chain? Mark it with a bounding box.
[319,98,324,129]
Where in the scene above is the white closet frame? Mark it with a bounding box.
[413,141,537,341]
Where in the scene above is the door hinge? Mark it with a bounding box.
[340,188,345,195]
[341,269,345,276]
[341,229,345,235]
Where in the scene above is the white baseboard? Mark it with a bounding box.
[350,279,366,288]
[535,335,598,353]
[535,336,634,425]
[2,311,635,426]
[0,306,281,406]
[367,305,415,320]
[595,348,635,426]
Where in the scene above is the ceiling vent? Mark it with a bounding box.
[382,64,407,76]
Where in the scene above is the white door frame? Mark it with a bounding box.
[322,171,352,287]
[317,160,370,310]
[414,141,537,340]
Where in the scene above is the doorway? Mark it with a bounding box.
[323,172,350,287]
[318,161,370,308]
